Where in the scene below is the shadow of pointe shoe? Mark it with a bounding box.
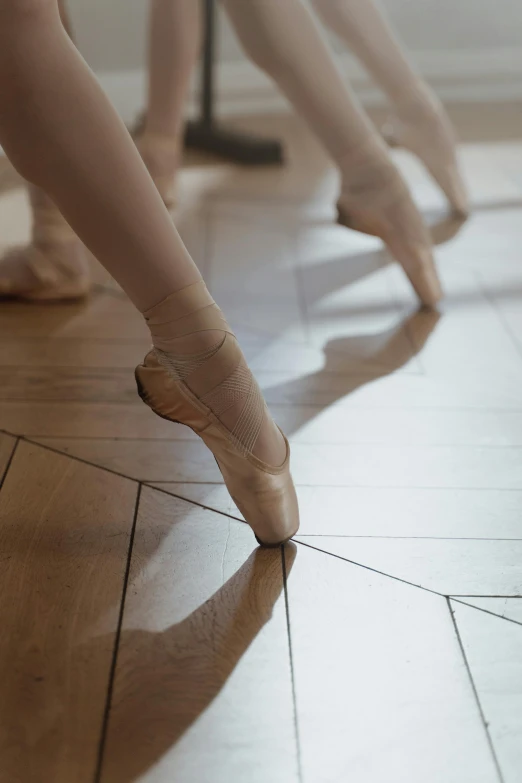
[98,543,296,783]
[322,307,440,375]
[265,309,440,435]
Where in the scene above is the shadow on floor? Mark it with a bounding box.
[97,543,296,783]
[264,308,440,437]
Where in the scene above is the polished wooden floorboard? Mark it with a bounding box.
[2,104,522,782]
[0,431,17,483]
[0,441,137,783]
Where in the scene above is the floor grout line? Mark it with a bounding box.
[296,535,522,541]
[93,482,143,783]
[149,482,522,493]
[446,597,506,783]
[294,539,443,597]
[451,594,522,599]
[0,435,19,492]
[281,545,304,783]
[144,480,224,486]
[450,597,522,627]
[14,433,140,485]
[146,483,246,525]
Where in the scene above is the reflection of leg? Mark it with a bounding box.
[311,0,469,215]
[0,0,89,300]
[136,0,201,205]
[221,0,441,307]
[0,0,298,546]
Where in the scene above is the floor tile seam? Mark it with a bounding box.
[449,597,522,627]
[0,428,245,523]
[446,597,506,783]
[93,482,142,783]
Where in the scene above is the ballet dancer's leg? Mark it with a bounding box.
[0,0,89,299]
[0,0,297,545]
[136,0,201,204]
[221,0,441,306]
[311,0,469,214]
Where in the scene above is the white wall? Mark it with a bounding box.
[371,0,522,51]
[69,0,522,116]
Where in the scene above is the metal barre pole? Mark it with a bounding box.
[184,0,284,165]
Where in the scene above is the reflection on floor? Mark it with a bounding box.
[1,104,522,782]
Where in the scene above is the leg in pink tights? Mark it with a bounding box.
[310,0,469,215]
[0,0,90,300]
[136,0,201,205]
[221,0,441,306]
[0,0,298,546]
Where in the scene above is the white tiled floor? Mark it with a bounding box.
[289,546,500,783]
[451,600,522,783]
[295,536,522,595]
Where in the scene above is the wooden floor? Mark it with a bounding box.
[1,104,522,783]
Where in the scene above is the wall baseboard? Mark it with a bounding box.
[99,47,522,127]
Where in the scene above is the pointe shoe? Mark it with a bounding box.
[134,131,180,208]
[336,146,442,308]
[382,100,469,217]
[135,282,299,546]
[136,351,299,546]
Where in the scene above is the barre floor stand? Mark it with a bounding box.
[184,0,285,164]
